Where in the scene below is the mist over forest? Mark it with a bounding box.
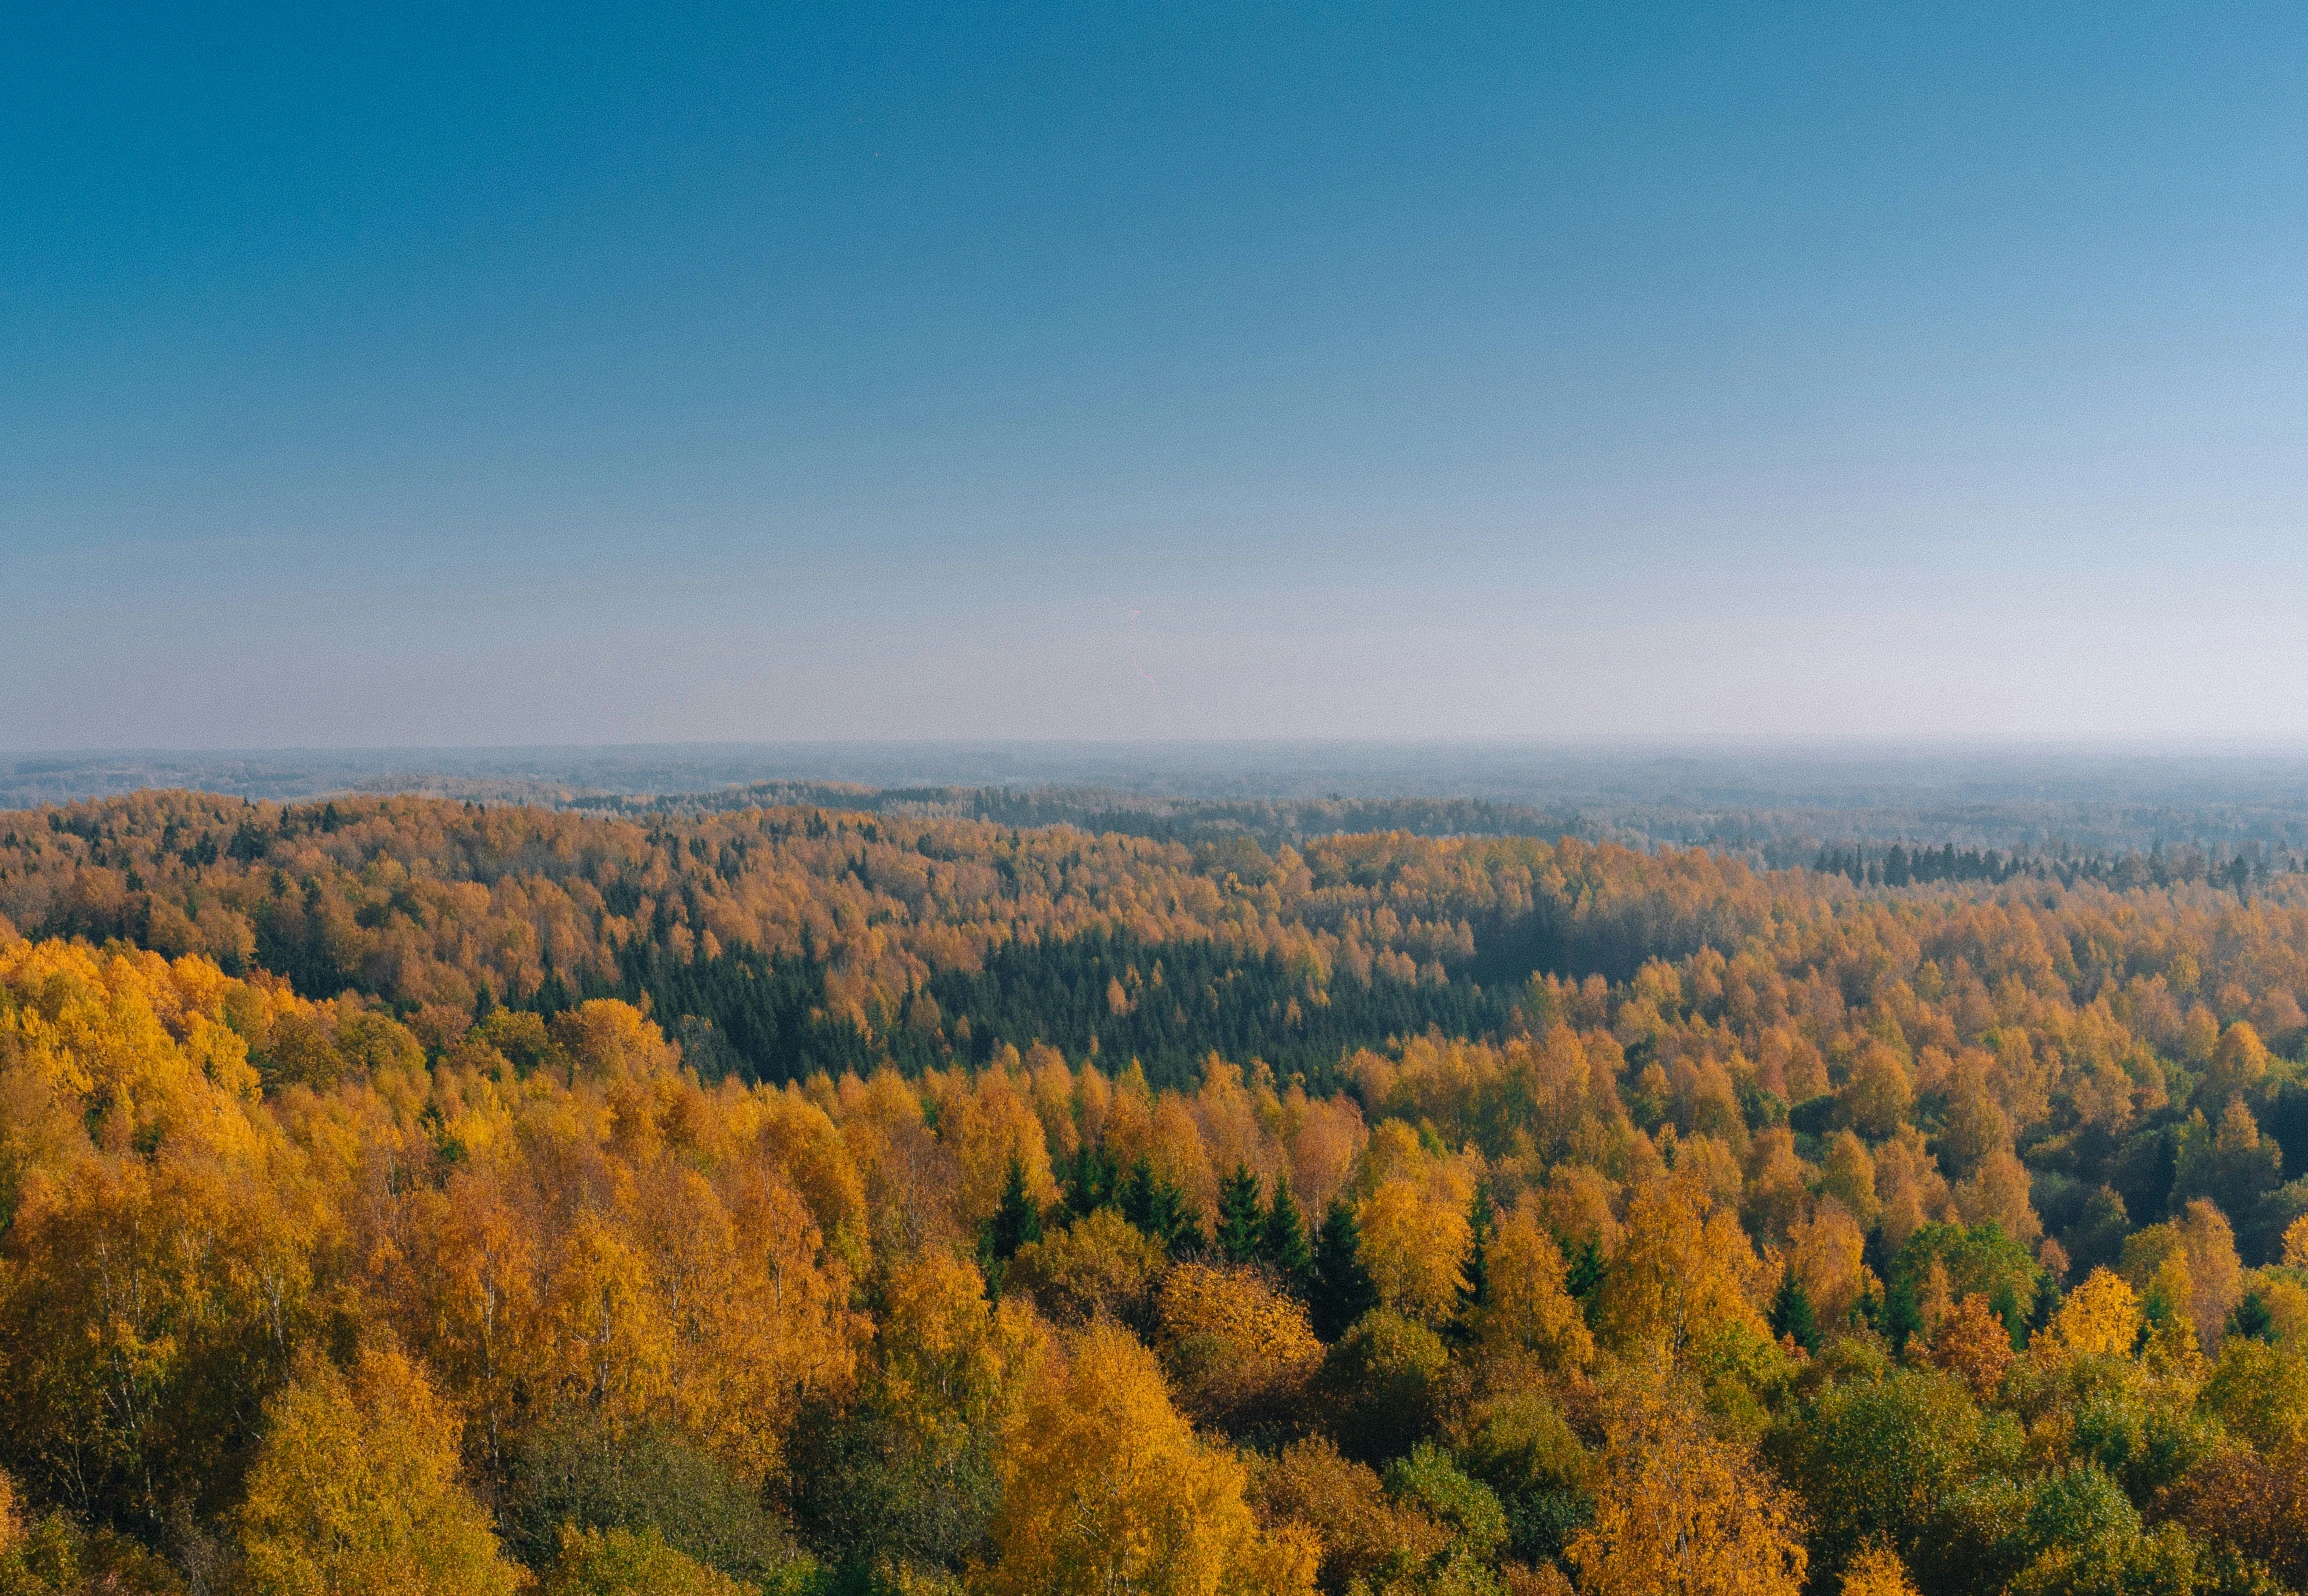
[15,742,2308,861]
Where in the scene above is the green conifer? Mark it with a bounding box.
[1459,1182,1496,1315]
[1312,1196,1378,1340]
[985,1157,1043,1264]
[1217,1164,1264,1264]
[1771,1272,1821,1353]
[1261,1177,1315,1293]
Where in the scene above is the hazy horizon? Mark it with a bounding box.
[20,735,2308,823]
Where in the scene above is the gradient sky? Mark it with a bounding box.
[8,2,2308,748]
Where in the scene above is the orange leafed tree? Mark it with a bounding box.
[974,1322,1316,1596]
[1568,1380,1807,1596]
[236,1342,521,1596]
[1479,1202,1594,1372]
[1596,1170,1768,1358]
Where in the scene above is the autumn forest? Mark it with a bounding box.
[9,790,2308,1596]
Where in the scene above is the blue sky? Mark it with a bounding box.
[7,2,2307,747]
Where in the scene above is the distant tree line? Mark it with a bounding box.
[1813,840,2298,892]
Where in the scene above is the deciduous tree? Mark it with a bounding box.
[237,1343,519,1596]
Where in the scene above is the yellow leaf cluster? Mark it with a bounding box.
[1480,1203,1594,1372]
[1568,1381,1807,1596]
[2036,1268,2141,1365]
[1596,1172,1768,1358]
[975,1322,1313,1596]
[1839,1542,1921,1596]
[1158,1262,1324,1425]
[237,1343,521,1596]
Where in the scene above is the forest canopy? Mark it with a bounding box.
[9,791,2308,1593]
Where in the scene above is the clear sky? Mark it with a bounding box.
[8,2,2308,749]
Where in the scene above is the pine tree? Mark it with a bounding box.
[1121,1156,1202,1260]
[1882,1275,1923,1355]
[1988,1280,2026,1350]
[1154,1181,1203,1260]
[2029,1266,2063,1338]
[2231,1289,2276,1343]
[1460,1182,1496,1316]
[1311,1197,1377,1340]
[1565,1234,1605,1324]
[1260,1177,1315,1294]
[986,1157,1044,1265]
[1770,1272,1820,1353]
[1064,1143,1117,1218]
[1217,1164,1264,1265]
[1119,1156,1156,1232]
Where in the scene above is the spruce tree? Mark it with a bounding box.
[985,1157,1043,1264]
[1121,1156,1201,1259]
[1988,1280,2027,1350]
[1564,1234,1605,1322]
[1217,1164,1264,1264]
[1154,1180,1203,1260]
[1460,1182,1496,1316]
[1064,1143,1116,1218]
[1261,1177,1315,1293]
[1771,1272,1821,1353]
[2232,1289,2277,1343]
[1882,1275,1923,1355]
[1311,1196,1377,1340]
[1119,1156,1156,1233]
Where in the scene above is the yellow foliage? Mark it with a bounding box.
[876,1250,1045,1440]
[1158,1263,1324,1425]
[2283,1213,2308,1271]
[1245,1437,1450,1595]
[2036,1268,2140,1364]
[940,1066,1061,1228]
[1568,1380,1807,1596]
[542,1524,751,1596]
[1357,1172,1471,1325]
[2121,1200,2243,1352]
[1838,1043,1912,1141]
[551,998,682,1082]
[0,936,260,1141]
[1480,1203,1595,1371]
[1784,1199,1874,1335]
[975,1322,1314,1596]
[1839,1542,1921,1596]
[1008,1207,1168,1326]
[1816,1131,1880,1233]
[2249,1267,2308,1346]
[1596,1173,1768,1358]
[238,1343,520,1596]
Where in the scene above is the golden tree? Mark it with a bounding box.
[1595,1173,1767,1358]
[2122,1199,2243,1351]
[237,1343,520,1596]
[2283,1214,2308,1271]
[1919,1294,2012,1400]
[1244,1437,1448,1596]
[1838,1542,1921,1596]
[1478,1203,1594,1372]
[1567,1379,1807,1596]
[1007,1207,1167,1327]
[2034,1268,2140,1364]
[1783,1199,1873,1335]
[543,1524,752,1596]
[1157,1262,1324,1428]
[974,1322,1315,1596]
